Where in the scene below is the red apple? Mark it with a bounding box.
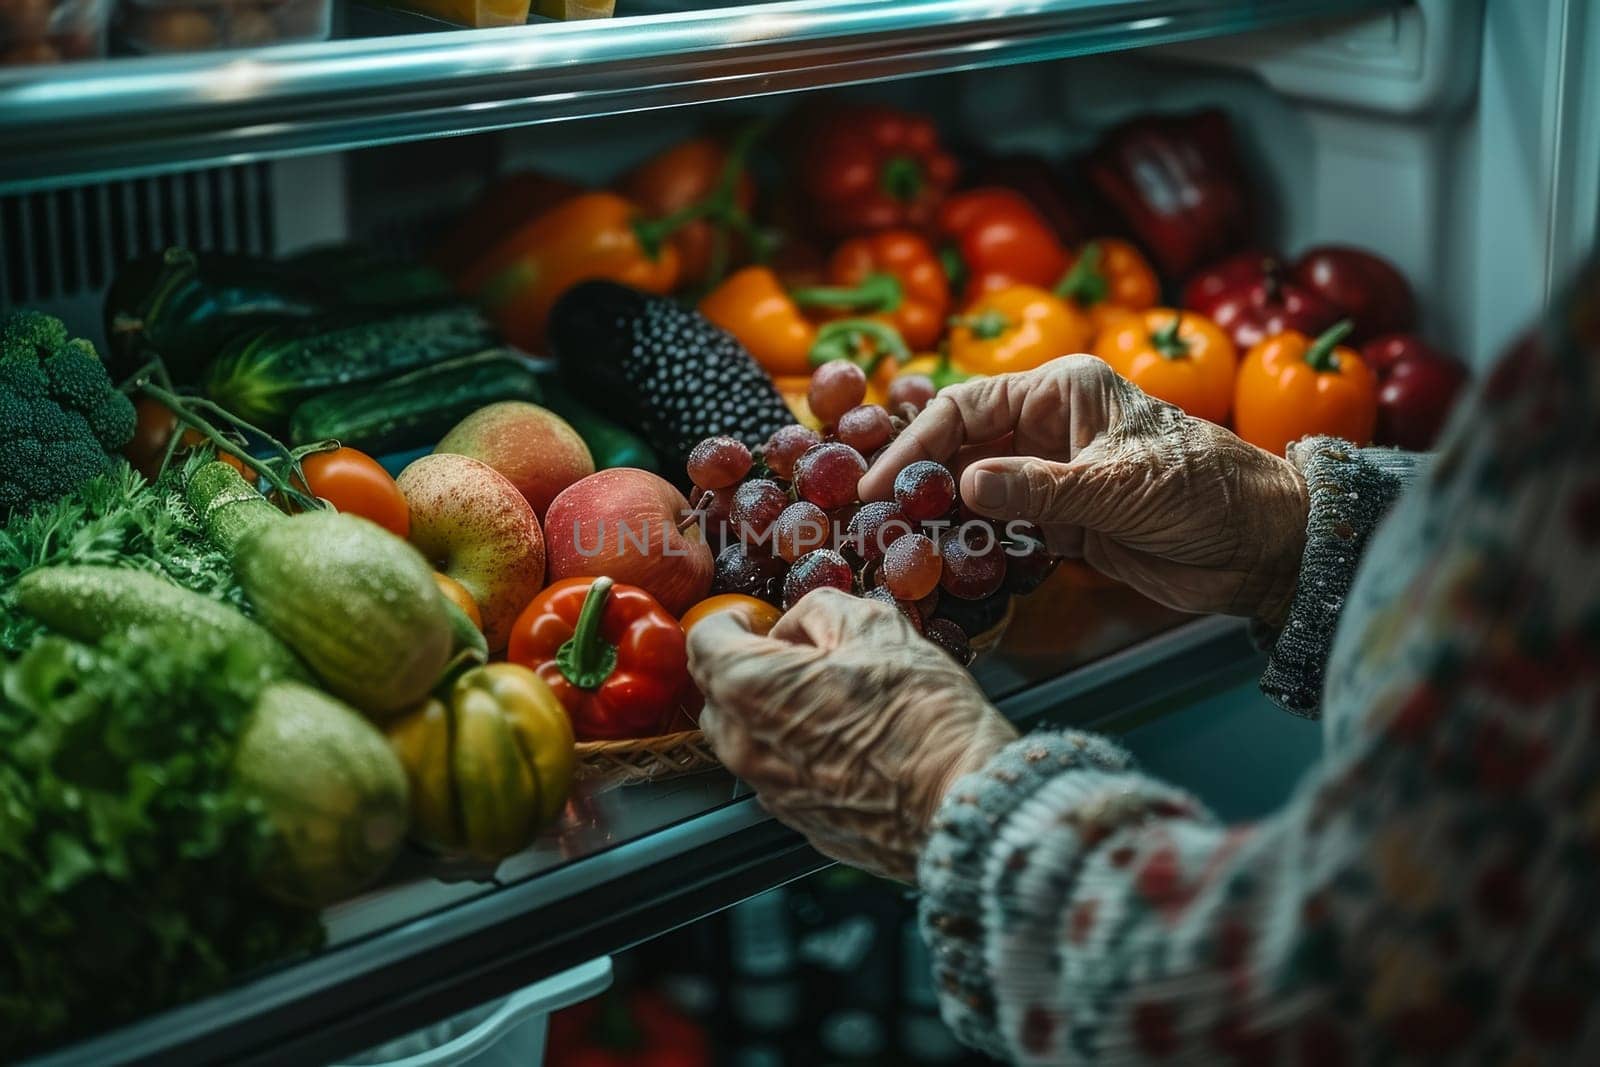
[435,402,595,520]
[543,468,713,617]
[398,453,546,652]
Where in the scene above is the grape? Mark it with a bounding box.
[692,483,737,551]
[888,373,936,412]
[864,585,924,633]
[939,524,1007,600]
[687,436,752,489]
[1003,532,1060,595]
[794,441,868,510]
[882,532,942,601]
[933,590,1009,641]
[783,549,853,609]
[894,460,956,522]
[712,543,787,605]
[729,480,787,540]
[808,361,867,425]
[846,500,913,562]
[763,424,822,481]
[925,618,974,665]
[772,501,830,562]
[835,405,893,454]
[914,588,940,622]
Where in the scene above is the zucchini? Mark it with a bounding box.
[283,244,455,308]
[186,461,284,554]
[15,565,309,683]
[533,373,659,473]
[205,304,498,427]
[103,247,323,382]
[288,351,542,454]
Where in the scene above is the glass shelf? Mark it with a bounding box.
[0,0,1397,194]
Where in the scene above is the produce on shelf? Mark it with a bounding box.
[14,565,310,683]
[289,446,411,538]
[699,266,821,378]
[532,371,662,472]
[0,628,324,1058]
[0,456,246,654]
[232,510,456,718]
[548,281,798,474]
[1053,238,1160,333]
[233,681,411,906]
[386,663,575,862]
[288,349,546,455]
[1084,108,1256,278]
[543,467,714,618]
[1092,308,1238,425]
[457,192,682,351]
[679,593,783,638]
[1181,248,1279,311]
[1234,321,1378,457]
[0,0,107,66]
[120,0,332,53]
[936,187,1069,302]
[430,171,583,279]
[893,353,969,392]
[1362,333,1468,451]
[397,452,548,653]
[187,459,286,552]
[799,104,960,238]
[967,152,1089,245]
[508,576,697,741]
[1183,252,1342,351]
[619,134,759,289]
[1291,244,1417,343]
[204,303,497,426]
[126,395,261,485]
[434,571,484,632]
[434,400,595,520]
[947,285,1091,375]
[1,310,137,519]
[791,229,951,351]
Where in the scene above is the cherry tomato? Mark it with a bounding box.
[294,447,410,538]
[179,428,257,485]
[125,396,179,481]
[434,571,483,632]
[680,593,782,637]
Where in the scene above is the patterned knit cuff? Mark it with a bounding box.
[916,730,1133,1058]
[1258,438,1429,717]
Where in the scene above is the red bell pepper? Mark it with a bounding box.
[1200,265,1343,351]
[800,105,960,237]
[547,990,710,1067]
[1084,108,1256,279]
[791,229,951,350]
[968,152,1088,244]
[1292,245,1417,343]
[506,576,695,741]
[1362,333,1468,451]
[1181,248,1281,312]
[936,187,1069,303]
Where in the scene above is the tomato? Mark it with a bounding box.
[178,428,257,485]
[434,571,483,632]
[125,397,256,485]
[294,447,410,538]
[680,594,782,637]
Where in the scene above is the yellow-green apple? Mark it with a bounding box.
[435,402,594,520]
[543,468,712,616]
[398,453,546,652]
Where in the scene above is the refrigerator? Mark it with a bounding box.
[1,0,1596,1063]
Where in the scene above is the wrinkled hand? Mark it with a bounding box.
[688,590,1018,882]
[861,355,1310,626]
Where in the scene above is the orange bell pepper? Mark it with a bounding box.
[699,266,818,377]
[1055,239,1160,333]
[461,191,680,352]
[1093,309,1237,424]
[948,285,1092,376]
[1233,321,1377,456]
[791,229,951,350]
[619,135,757,288]
[772,374,823,429]
[897,351,974,391]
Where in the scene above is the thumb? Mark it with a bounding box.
[959,455,1110,530]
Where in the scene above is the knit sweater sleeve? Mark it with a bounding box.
[1255,438,1430,718]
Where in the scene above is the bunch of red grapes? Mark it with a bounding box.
[685,363,1060,666]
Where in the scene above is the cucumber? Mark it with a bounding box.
[205,304,499,427]
[186,461,284,554]
[533,373,659,473]
[16,566,309,683]
[234,511,454,718]
[288,351,543,454]
[282,244,455,308]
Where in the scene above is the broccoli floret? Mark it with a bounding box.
[1,311,131,518]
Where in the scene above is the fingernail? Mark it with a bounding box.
[970,470,1006,510]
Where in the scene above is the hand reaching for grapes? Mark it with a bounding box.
[859,355,1311,626]
[687,589,1018,883]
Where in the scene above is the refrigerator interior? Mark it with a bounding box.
[4,0,1599,1062]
